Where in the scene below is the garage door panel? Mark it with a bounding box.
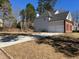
[55,25,64,32]
[48,25,64,32]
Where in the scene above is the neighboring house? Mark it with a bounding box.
[72,21,78,31]
[72,20,79,31]
[0,19,3,28]
[77,23,79,31]
[34,10,73,33]
[0,14,3,28]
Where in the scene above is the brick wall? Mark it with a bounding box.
[65,21,72,33]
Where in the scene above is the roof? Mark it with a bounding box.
[36,10,73,22]
[53,11,69,21]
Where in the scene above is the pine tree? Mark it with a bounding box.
[37,0,58,14]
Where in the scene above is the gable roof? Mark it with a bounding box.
[36,10,72,22]
[54,11,69,21]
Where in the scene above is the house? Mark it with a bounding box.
[72,21,78,31]
[0,14,3,28]
[77,23,79,31]
[0,18,3,28]
[73,21,79,31]
[34,10,73,33]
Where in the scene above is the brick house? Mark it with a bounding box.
[34,10,73,33]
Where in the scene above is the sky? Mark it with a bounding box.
[55,0,79,11]
[10,0,79,17]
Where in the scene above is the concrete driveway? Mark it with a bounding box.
[0,33,63,48]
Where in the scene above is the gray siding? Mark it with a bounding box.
[34,17,64,32]
[34,17,49,32]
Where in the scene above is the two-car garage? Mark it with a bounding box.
[48,20,64,32]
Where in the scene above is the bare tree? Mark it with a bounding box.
[72,11,79,22]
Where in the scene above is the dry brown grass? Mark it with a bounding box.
[63,33,79,38]
[2,40,79,59]
[0,49,9,59]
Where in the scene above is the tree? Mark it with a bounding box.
[72,11,79,22]
[9,16,17,28]
[19,9,25,30]
[0,0,12,29]
[25,3,36,28]
[71,11,79,31]
[37,0,58,14]
[20,9,25,21]
[37,0,45,15]
[19,3,36,30]
[0,0,12,14]
[44,2,52,11]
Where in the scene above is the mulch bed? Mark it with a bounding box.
[36,36,79,57]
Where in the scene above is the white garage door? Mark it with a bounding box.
[48,20,64,32]
[48,25,64,32]
[55,25,64,32]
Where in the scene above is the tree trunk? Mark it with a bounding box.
[2,12,5,31]
[24,18,27,30]
[20,22,23,31]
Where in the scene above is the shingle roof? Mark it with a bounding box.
[54,11,69,21]
[37,10,69,21]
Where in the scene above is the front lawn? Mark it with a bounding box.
[63,33,79,38]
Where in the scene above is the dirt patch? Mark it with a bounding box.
[3,41,60,59]
[36,36,79,57]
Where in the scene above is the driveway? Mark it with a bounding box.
[0,33,63,48]
[0,36,36,48]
